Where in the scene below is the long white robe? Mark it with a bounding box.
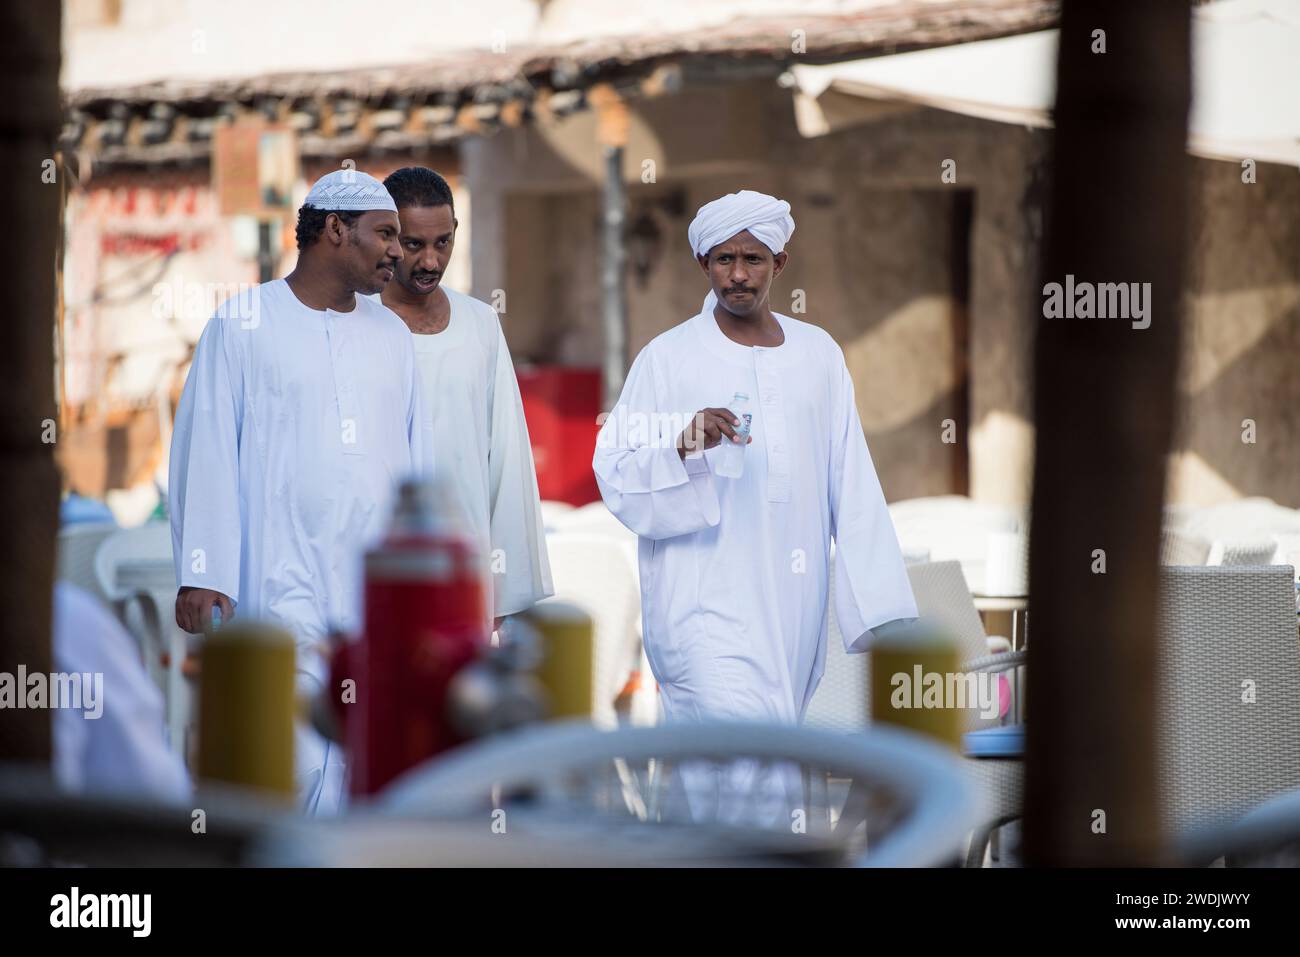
[169,278,430,813]
[593,308,917,727]
[53,582,192,803]
[388,287,552,620]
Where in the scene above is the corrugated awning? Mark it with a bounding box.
[61,1,1060,168]
[792,0,1300,167]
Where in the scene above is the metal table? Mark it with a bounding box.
[972,593,1029,649]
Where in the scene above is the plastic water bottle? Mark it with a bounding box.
[715,392,752,478]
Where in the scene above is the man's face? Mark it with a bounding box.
[335,210,403,296]
[392,204,457,297]
[697,230,788,318]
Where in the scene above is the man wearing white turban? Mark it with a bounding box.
[594,189,917,742]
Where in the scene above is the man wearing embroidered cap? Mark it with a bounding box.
[169,168,431,814]
[594,189,917,745]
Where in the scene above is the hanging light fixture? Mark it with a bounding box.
[626,209,662,288]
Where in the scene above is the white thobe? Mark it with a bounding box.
[386,287,552,620]
[593,308,917,727]
[169,278,430,814]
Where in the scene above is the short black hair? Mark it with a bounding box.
[383,167,455,212]
[295,206,363,252]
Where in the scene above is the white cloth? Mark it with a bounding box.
[687,189,796,317]
[387,287,553,619]
[593,309,917,727]
[52,582,191,803]
[169,278,430,813]
[687,189,795,259]
[304,169,397,212]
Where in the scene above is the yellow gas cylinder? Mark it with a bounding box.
[870,620,964,750]
[197,620,296,798]
[521,602,594,721]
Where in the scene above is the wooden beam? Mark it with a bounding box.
[0,0,61,763]
[1023,0,1191,865]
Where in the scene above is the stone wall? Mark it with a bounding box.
[464,77,1298,507]
[1173,157,1300,507]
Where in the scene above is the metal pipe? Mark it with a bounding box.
[600,144,628,411]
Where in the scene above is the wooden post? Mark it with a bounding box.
[591,85,630,412]
[1023,0,1192,864]
[0,2,62,763]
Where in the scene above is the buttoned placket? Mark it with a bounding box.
[754,347,791,503]
[326,309,364,456]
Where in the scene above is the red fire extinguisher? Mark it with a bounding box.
[330,478,489,797]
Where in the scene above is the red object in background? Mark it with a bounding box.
[331,481,488,797]
[517,366,603,506]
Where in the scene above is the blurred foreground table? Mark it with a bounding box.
[0,768,843,868]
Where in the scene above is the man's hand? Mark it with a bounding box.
[176,587,234,634]
[677,408,751,460]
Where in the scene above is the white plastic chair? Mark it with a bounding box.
[888,496,1020,594]
[1182,498,1300,555]
[983,530,1028,596]
[551,499,623,529]
[55,523,118,604]
[538,499,575,532]
[94,521,174,602]
[1273,533,1300,581]
[546,501,640,577]
[94,521,190,754]
[901,546,931,565]
[541,532,643,728]
[380,719,986,867]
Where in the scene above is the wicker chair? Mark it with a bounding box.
[965,564,1300,865]
[805,560,1024,734]
[1158,565,1300,835]
[1213,539,1282,566]
[1159,528,1212,566]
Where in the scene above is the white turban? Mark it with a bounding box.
[303,169,398,213]
[687,189,795,315]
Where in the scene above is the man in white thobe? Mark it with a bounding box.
[379,167,552,630]
[593,191,916,818]
[169,170,430,814]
